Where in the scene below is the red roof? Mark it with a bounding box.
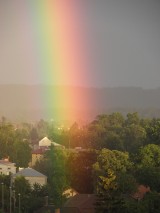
[32,149,44,155]
[132,185,150,200]
[0,159,14,165]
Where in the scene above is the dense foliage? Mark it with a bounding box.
[1,113,160,212]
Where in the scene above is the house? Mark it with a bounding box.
[39,137,52,149]
[29,149,44,167]
[61,194,96,213]
[12,168,47,186]
[39,137,65,150]
[0,159,16,175]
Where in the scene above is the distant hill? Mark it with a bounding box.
[0,85,160,122]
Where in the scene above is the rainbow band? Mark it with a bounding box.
[21,0,91,120]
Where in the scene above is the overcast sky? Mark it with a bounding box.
[0,0,160,88]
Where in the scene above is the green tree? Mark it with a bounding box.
[27,183,49,213]
[95,170,125,213]
[135,166,160,192]
[13,177,49,213]
[137,144,160,167]
[145,118,160,145]
[30,127,39,144]
[11,140,31,167]
[35,147,69,207]
[14,176,31,196]
[36,119,49,139]
[13,176,31,212]
[85,113,125,150]
[123,124,146,152]
[0,123,15,158]
[125,112,140,126]
[48,148,69,207]
[67,150,97,193]
[93,149,133,213]
[34,158,52,180]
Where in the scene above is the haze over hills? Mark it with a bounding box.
[1,84,160,123]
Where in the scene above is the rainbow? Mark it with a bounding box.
[20,0,91,121]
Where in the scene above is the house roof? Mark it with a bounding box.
[39,137,52,147]
[132,185,150,200]
[34,205,55,213]
[32,149,44,154]
[63,194,96,209]
[0,160,15,166]
[12,168,46,178]
[51,141,65,148]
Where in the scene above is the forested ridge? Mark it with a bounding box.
[0,113,160,212]
[1,85,160,121]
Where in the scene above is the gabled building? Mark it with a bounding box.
[12,168,47,186]
[39,137,52,149]
[0,159,16,175]
[39,137,65,150]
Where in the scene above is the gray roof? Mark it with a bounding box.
[12,168,46,178]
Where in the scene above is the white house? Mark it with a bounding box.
[39,137,65,149]
[0,159,16,175]
[39,137,52,147]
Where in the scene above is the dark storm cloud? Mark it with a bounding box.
[83,0,160,88]
[0,0,160,88]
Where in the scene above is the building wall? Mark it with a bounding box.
[0,164,16,175]
[30,154,43,167]
[25,176,47,186]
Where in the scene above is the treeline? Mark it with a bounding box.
[0,122,31,168]
[1,112,160,155]
[62,112,160,153]
[1,113,160,212]
[0,175,48,212]
[33,143,160,212]
[0,117,63,167]
[2,85,160,121]
[33,112,160,212]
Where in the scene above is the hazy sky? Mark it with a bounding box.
[0,0,160,88]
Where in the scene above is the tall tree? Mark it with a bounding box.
[67,150,97,193]
[11,140,31,167]
[35,147,69,207]
[137,144,160,167]
[93,149,133,212]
